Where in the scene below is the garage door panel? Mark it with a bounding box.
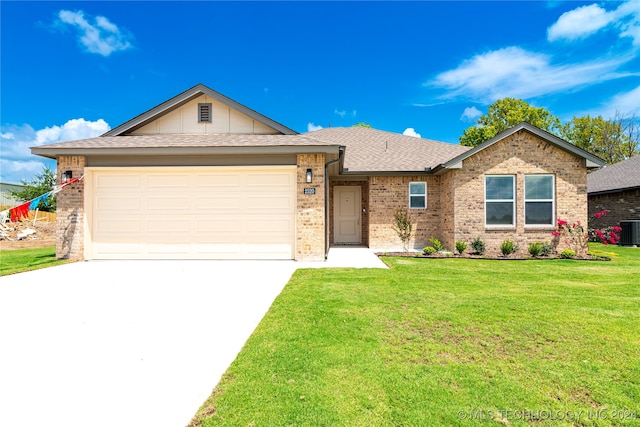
[147,174,190,188]
[97,197,140,210]
[89,167,296,260]
[96,175,141,188]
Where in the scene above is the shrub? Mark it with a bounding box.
[560,249,576,259]
[588,210,622,245]
[422,246,436,255]
[500,239,518,256]
[541,242,554,257]
[455,240,467,255]
[528,241,543,257]
[470,237,485,255]
[392,208,412,252]
[429,236,444,251]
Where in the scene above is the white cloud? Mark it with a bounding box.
[547,1,640,46]
[461,106,483,122]
[584,85,640,119]
[429,46,632,103]
[0,118,109,183]
[307,122,323,132]
[56,10,134,56]
[334,109,346,118]
[402,128,421,138]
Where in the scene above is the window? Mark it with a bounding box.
[409,182,426,209]
[485,176,515,226]
[198,103,212,123]
[525,175,554,226]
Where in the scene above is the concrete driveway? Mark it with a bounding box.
[0,249,386,427]
[0,260,299,427]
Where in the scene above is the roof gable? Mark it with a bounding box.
[587,155,640,194]
[103,84,297,136]
[438,122,605,171]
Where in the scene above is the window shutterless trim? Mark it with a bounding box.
[409,181,427,209]
[485,175,515,227]
[524,174,555,227]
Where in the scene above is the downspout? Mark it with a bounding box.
[324,147,345,258]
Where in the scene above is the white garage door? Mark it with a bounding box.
[86,166,296,260]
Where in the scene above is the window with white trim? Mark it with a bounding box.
[525,175,554,226]
[485,175,515,226]
[409,182,426,209]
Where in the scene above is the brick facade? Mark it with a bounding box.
[368,175,441,251]
[589,188,640,229]
[446,130,587,256]
[296,153,326,261]
[56,156,86,260]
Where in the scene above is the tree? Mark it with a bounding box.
[560,112,638,165]
[10,166,57,212]
[352,122,372,128]
[459,98,562,147]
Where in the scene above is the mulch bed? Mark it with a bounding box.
[377,252,611,261]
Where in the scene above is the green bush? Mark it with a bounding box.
[541,242,554,257]
[422,246,437,255]
[528,241,543,257]
[560,249,576,259]
[429,237,444,252]
[455,240,467,255]
[470,237,485,255]
[500,239,518,256]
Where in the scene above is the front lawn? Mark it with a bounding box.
[192,244,640,426]
[0,246,68,276]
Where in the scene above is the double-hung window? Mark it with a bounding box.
[485,175,515,226]
[525,175,554,226]
[409,182,426,209]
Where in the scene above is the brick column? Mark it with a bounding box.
[296,154,325,261]
[56,156,85,260]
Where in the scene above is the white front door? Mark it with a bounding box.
[334,186,361,244]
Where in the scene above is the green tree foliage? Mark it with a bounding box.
[561,113,638,165]
[352,122,372,128]
[10,166,57,212]
[460,98,562,147]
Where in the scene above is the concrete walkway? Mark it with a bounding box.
[0,248,385,427]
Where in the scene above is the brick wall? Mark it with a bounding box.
[296,154,326,261]
[589,188,640,229]
[368,175,441,251]
[329,180,369,245]
[449,130,587,256]
[56,156,86,260]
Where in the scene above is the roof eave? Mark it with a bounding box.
[30,145,340,158]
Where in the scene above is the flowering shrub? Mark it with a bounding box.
[552,210,622,257]
[588,210,622,245]
[552,219,589,257]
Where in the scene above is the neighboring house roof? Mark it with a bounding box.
[303,127,469,173]
[587,155,640,195]
[31,134,340,159]
[103,83,298,136]
[435,122,605,173]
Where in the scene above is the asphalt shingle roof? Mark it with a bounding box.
[587,155,640,194]
[303,127,470,172]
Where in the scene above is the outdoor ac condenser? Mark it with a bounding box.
[619,220,640,246]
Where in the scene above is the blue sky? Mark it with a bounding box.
[1,1,639,184]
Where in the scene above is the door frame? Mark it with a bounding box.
[333,185,362,244]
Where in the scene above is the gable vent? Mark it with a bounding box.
[198,103,212,123]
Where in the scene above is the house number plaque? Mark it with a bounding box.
[303,188,316,195]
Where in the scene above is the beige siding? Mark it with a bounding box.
[132,94,281,135]
[84,166,296,260]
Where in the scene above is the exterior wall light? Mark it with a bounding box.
[306,168,313,183]
[62,170,73,182]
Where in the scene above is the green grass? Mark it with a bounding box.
[0,246,68,276]
[193,244,640,426]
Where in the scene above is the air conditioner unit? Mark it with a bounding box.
[619,220,640,246]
